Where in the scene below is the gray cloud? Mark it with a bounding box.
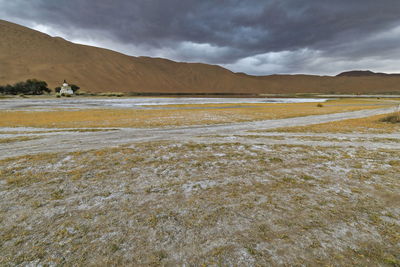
[1,0,400,74]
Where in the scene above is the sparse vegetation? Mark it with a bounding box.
[0,98,393,128]
[98,92,124,97]
[264,113,400,133]
[1,97,399,265]
[380,110,400,123]
[0,142,399,265]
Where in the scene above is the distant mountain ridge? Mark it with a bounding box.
[337,70,400,77]
[1,19,400,94]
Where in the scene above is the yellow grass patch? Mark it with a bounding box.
[0,99,393,128]
[268,113,400,134]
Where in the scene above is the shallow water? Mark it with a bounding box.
[0,97,328,110]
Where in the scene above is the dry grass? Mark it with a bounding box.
[380,110,400,123]
[1,142,399,265]
[1,98,399,265]
[266,113,400,134]
[0,99,392,128]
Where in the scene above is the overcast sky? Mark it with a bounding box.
[1,0,400,75]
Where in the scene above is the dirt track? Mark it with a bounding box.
[1,107,397,159]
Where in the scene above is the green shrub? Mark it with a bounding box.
[75,91,87,96]
[380,112,400,123]
[71,84,80,93]
[99,92,124,97]
[269,157,283,163]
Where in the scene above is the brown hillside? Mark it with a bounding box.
[1,19,400,94]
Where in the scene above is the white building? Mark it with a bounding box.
[60,80,73,95]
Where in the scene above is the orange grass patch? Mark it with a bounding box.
[0,100,393,128]
[269,113,400,134]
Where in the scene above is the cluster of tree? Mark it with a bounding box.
[0,79,51,95]
[54,84,80,93]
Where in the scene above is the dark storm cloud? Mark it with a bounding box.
[1,0,400,74]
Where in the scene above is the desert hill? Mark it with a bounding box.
[1,19,400,94]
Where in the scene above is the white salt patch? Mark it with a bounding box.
[0,97,329,111]
[182,180,218,193]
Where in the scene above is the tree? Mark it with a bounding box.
[0,79,51,95]
[71,84,80,93]
[25,79,51,95]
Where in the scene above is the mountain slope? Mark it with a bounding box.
[1,19,400,94]
[0,20,263,93]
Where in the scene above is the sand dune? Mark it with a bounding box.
[1,19,400,94]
